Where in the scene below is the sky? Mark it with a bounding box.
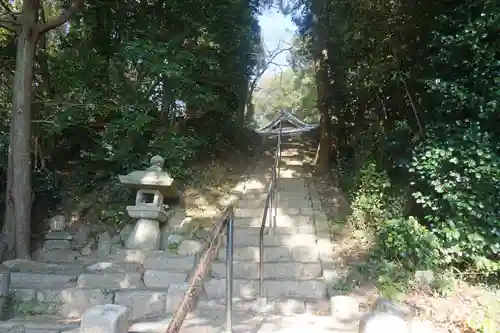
[257,8,296,77]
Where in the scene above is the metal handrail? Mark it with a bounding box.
[165,206,235,333]
[258,121,283,299]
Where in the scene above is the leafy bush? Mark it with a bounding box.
[376,216,441,270]
[345,159,405,228]
[409,126,500,275]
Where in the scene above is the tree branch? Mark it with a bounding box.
[0,17,17,31]
[37,0,84,34]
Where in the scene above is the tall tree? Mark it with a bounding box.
[0,0,85,259]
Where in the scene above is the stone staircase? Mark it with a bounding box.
[0,146,356,333]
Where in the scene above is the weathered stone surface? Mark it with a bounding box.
[143,254,195,272]
[110,249,147,264]
[37,288,113,318]
[316,238,334,263]
[170,216,195,234]
[228,232,317,247]
[211,262,322,279]
[278,199,312,209]
[204,279,258,299]
[330,296,360,321]
[96,231,112,256]
[80,304,130,333]
[114,290,168,320]
[233,216,314,228]
[165,283,194,313]
[0,264,11,296]
[0,264,10,320]
[9,288,36,301]
[80,239,97,256]
[265,280,326,299]
[49,215,67,231]
[165,234,184,248]
[86,261,143,273]
[45,231,73,241]
[159,224,173,250]
[218,245,318,262]
[74,224,91,248]
[119,224,135,243]
[143,270,186,288]
[126,219,161,251]
[177,240,204,256]
[43,239,72,250]
[0,317,79,333]
[229,224,316,236]
[33,249,80,262]
[10,272,78,287]
[359,312,409,333]
[77,272,142,289]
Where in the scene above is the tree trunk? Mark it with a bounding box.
[311,0,332,174]
[3,2,39,260]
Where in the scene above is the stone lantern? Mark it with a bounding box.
[118,155,178,250]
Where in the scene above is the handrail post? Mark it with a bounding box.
[225,212,234,333]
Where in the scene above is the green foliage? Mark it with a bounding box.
[0,0,265,234]
[376,216,441,270]
[293,0,500,281]
[252,38,319,124]
[409,128,500,274]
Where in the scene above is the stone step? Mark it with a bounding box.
[0,316,79,333]
[238,198,313,209]
[232,215,315,228]
[128,309,354,333]
[217,245,319,262]
[229,225,316,238]
[211,261,322,279]
[76,272,144,289]
[204,278,327,300]
[10,272,79,288]
[236,207,314,218]
[198,297,330,316]
[11,284,200,320]
[237,191,312,201]
[224,232,318,247]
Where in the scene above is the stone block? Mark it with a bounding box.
[330,295,360,321]
[33,249,80,262]
[218,246,292,262]
[279,199,312,209]
[232,216,314,228]
[97,232,112,256]
[143,270,186,288]
[316,238,334,263]
[211,262,322,279]
[359,312,409,333]
[45,231,73,241]
[114,289,168,320]
[80,304,130,333]
[229,233,317,247]
[9,288,36,302]
[265,279,326,299]
[43,239,72,250]
[143,254,195,272]
[178,240,204,256]
[235,208,263,218]
[86,261,143,273]
[164,283,204,314]
[110,249,146,264]
[10,273,78,287]
[204,279,258,299]
[37,288,113,318]
[77,272,142,289]
[125,219,161,251]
